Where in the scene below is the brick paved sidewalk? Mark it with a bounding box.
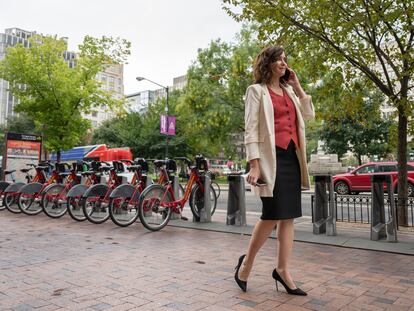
[1,211,414,311]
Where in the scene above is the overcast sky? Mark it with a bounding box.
[0,0,242,94]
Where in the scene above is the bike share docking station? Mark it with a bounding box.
[226,174,247,226]
[312,174,337,236]
[197,175,212,223]
[190,175,212,223]
[171,176,181,220]
[191,156,212,223]
[370,175,397,242]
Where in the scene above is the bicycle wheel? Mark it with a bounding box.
[210,181,221,199]
[4,193,21,214]
[42,184,68,218]
[18,192,43,215]
[67,197,87,221]
[138,184,172,231]
[189,184,217,221]
[82,195,110,224]
[109,196,140,227]
[0,192,6,211]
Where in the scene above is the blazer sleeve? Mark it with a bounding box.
[298,94,315,121]
[244,85,261,161]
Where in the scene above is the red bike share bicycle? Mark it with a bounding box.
[138,155,217,231]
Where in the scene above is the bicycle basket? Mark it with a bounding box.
[76,163,84,172]
[91,161,101,171]
[113,161,122,172]
[195,156,208,171]
[72,162,83,172]
[166,159,177,173]
[136,159,149,172]
[55,163,66,173]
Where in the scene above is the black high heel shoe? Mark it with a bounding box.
[234,254,247,292]
[272,269,307,296]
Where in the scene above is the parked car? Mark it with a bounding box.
[333,162,414,196]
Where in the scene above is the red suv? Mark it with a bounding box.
[333,162,414,196]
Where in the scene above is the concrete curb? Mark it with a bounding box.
[168,214,414,256]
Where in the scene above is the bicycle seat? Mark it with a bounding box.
[4,170,16,175]
[20,168,32,173]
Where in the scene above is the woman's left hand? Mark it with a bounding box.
[286,67,306,98]
[286,67,300,88]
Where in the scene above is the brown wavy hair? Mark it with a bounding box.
[253,45,285,84]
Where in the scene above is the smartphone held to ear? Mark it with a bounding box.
[281,68,291,83]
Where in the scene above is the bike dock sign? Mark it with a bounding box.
[2,132,42,181]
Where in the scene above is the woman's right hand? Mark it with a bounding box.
[246,159,261,186]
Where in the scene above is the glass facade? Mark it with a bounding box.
[0,28,34,124]
[0,28,124,127]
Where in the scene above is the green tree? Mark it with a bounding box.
[0,34,130,162]
[223,0,414,225]
[320,94,393,165]
[179,24,261,157]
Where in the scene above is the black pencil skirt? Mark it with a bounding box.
[260,140,302,220]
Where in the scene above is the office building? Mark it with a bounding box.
[0,27,124,128]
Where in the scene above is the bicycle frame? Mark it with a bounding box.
[159,167,204,213]
[86,168,122,205]
[44,169,80,202]
[125,161,173,208]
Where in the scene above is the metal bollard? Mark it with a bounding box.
[170,176,181,220]
[226,174,247,226]
[145,176,153,188]
[313,175,336,236]
[199,175,211,223]
[371,175,398,242]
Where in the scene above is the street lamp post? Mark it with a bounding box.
[136,77,170,158]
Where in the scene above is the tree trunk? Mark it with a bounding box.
[358,154,362,166]
[57,150,61,163]
[397,111,408,226]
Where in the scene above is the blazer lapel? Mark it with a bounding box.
[260,84,275,139]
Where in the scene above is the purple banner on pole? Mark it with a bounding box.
[160,114,168,134]
[167,116,176,136]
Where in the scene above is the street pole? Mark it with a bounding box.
[136,76,170,159]
[165,86,169,159]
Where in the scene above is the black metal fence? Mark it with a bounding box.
[311,194,414,228]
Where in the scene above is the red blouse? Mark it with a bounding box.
[268,87,299,150]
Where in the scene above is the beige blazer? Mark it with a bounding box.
[244,83,315,197]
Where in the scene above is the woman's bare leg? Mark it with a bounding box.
[276,218,296,288]
[238,219,278,281]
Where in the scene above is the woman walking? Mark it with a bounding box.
[235,45,315,295]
